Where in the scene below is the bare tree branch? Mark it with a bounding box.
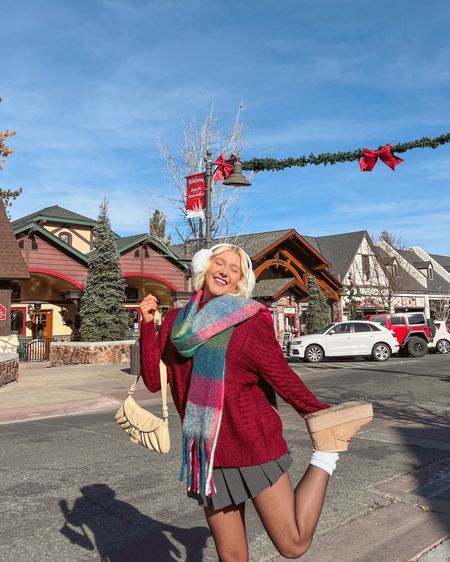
[153,104,250,244]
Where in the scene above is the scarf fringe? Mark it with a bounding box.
[180,433,216,496]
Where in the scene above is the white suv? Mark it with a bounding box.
[429,321,450,354]
[288,321,400,363]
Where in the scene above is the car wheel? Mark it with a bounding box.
[436,339,450,354]
[304,345,324,363]
[371,342,391,362]
[406,337,428,358]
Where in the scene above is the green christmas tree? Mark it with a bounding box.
[306,277,331,334]
[79,199,128,341]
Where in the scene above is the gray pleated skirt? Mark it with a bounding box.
[188,453,293,510]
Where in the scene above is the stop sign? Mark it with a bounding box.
[0,304,6,321]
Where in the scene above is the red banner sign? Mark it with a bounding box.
[186,173,206,219]
[0,304,6,321]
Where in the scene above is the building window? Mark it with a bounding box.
[144,246,149,258]
[362,255,370,281]
[31,237,38,250]
[18,239,24,248]
[428,266,434,280]
[125,287,139,301]
[58,232,72,245]
[134,249,140,258]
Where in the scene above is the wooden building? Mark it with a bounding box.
[0,201,30,347]
[10,206,189,339]
[171,229,342,342]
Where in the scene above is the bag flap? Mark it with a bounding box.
[122,396,164,432]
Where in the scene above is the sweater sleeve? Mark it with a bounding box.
[244,310,329,416]
[139,320,162,393]
[140,310,177,393]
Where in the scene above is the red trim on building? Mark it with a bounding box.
[28,268,83,289]
[122,272,179,292]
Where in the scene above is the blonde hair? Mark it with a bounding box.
[193,244,253,298]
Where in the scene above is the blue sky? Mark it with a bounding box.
[2,0,450,253]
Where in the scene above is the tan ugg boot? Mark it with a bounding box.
[305,401,373,452]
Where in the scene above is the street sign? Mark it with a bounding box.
[0,304,6,321]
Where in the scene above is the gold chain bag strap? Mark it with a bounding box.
[115,363,170,454]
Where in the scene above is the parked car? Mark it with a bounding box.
[428,321,450,354]
[367,312,431,357]
[288,321,399,363]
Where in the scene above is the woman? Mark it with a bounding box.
[140,243,372,561]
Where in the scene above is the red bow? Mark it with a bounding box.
[213,154,235,181]
[359,144,404,172]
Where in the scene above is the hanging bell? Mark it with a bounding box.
[222,158,252,187]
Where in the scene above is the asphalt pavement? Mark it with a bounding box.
[0,355,449,561]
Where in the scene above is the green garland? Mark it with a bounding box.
[241,133,450,172]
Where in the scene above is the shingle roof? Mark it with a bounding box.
[0,201,30,279]
[11,205,97,229]
[253,277,296,298]
[170,229,292,259]
[303,231,367,279]
[375,246,425,292]
[430,253,450,271]
[399,249,450,292]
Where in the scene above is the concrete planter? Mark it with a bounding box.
[50,340,136,366]
[0,353,19,387]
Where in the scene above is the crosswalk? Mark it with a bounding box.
[288,357,421,373]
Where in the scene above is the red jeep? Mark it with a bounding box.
[367,312,431,357]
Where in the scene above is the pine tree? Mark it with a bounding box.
[149,209,171,246]
[79,199,128,341]
[306,277,331,334]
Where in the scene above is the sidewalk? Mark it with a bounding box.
[0,362,449,562]
[0,362,164,425]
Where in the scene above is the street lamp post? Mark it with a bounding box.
[203,150,252,248]
[204,149,213,248]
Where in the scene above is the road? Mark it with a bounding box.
[1,354,449,562]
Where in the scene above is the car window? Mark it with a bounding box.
[407,313,426,326]
[369,323,381,331]
[391,315,405,325]
[435,322,441,329]
[319,323,335,334]
[332,323,352,334]
[352,323,371,333]
[370,316,387,327]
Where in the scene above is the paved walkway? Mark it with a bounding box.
[0,362,449,561]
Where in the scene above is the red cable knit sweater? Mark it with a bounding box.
[140,306,329,467]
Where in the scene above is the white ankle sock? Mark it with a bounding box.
[310,451,339,476]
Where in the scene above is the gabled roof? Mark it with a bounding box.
[88,233,188,270]
[11,205,97,230]
[13,221,89,265]
[0,201,29,279]
[303,230,367,279]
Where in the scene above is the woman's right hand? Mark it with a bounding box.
[139,294,159,323]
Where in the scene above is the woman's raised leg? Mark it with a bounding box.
[252,465,330,559]
[204,503,249,562]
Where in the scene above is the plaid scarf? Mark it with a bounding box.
[171,290,265,497]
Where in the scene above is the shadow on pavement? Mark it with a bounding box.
[320,384,450,546]
[59,483,210,561]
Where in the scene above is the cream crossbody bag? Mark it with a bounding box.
[115,363,170,454]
